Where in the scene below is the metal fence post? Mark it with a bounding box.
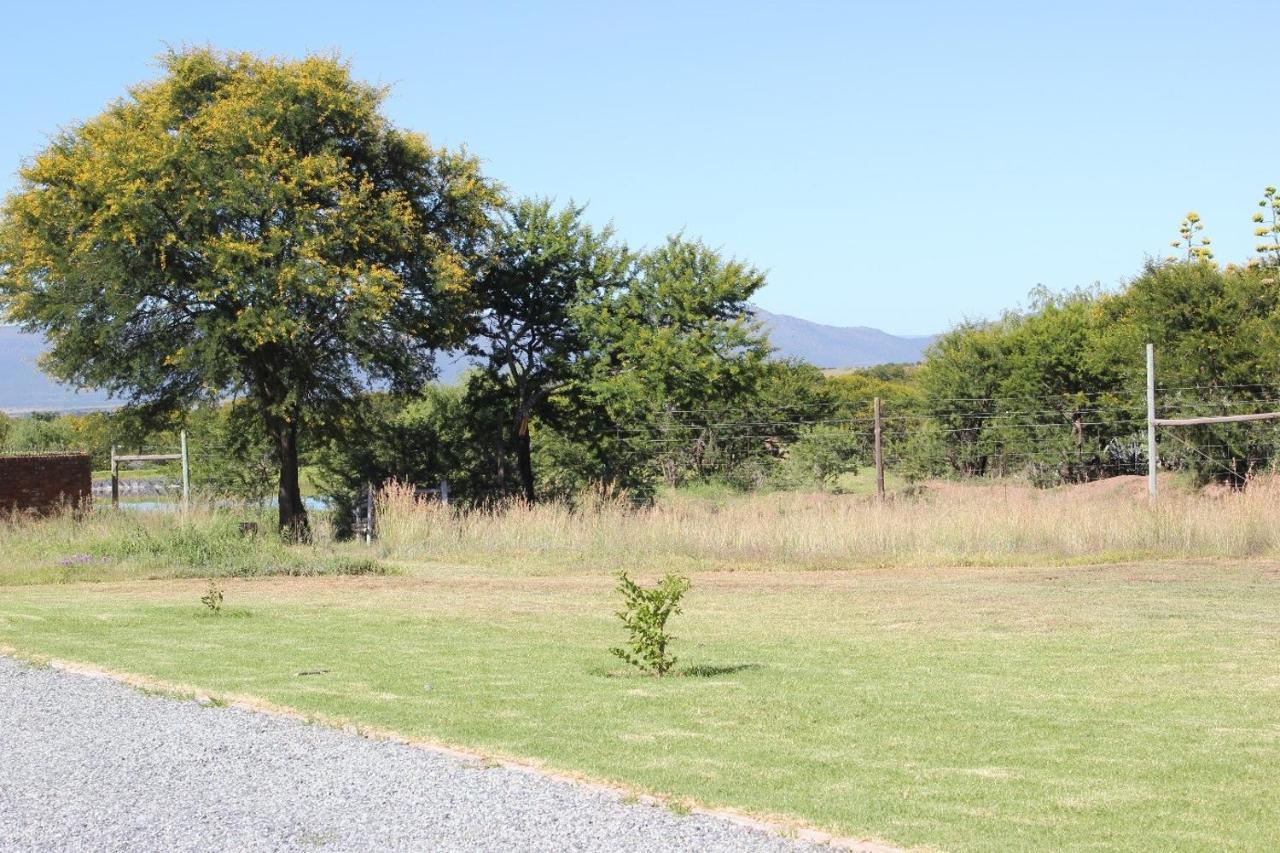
[1146,343,1158,500]
[180,430,190,512]
[873,397,885,501]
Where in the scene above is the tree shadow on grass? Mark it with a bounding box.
[590,663,762,679]
[679,663,762,678]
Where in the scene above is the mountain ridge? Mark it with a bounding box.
[751,308,934,368]
[0,315,936,413]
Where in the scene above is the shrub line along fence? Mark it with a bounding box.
[1145,343,1280,499]
[596,346,1280,494]
[10,347,1280,518]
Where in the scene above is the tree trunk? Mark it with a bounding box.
[516,415,535,503]
[493,434,507,494]
[274,417,309,541]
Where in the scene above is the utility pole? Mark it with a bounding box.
[1146,343,1158,500]
[873,397,885,502]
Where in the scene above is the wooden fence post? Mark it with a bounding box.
[874,397,885,502]
[110,445,119,510]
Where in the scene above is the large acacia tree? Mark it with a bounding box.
[0,49,499,536]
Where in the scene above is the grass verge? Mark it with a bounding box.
[0,506,385,585]
[2,562,1278,851]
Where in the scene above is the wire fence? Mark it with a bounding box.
[10,383,1280,505]
[602,387,1280,489]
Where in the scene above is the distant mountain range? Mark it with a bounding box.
[1,314,935,414]
[0,325,121,414]
[751,308,935,368]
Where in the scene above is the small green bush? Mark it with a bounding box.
[201,578,224,614]
[610,571,691,676]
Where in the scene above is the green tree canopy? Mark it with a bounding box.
[567,237,774,493]
[0,49,500,535]
[467,197,632,501]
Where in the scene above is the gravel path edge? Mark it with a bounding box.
[0,647,903,853]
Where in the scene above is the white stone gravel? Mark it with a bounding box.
[0,656,828,852]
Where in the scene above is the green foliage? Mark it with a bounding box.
[610,571,691,677]
[918,297,1138,484]
[0,48,499,536]
[773,425,862,490]
[185,404,278,504]
[2,414,77,453]
[314,385,481,530]
[468,197,632,502]
[357,230,779,509]
[916,221,1280,487]
[201,578,224,614]
[61,412,125,469]
[570,238,774,495]
[1095,258,1280,484]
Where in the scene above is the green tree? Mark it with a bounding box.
[994,288,1131,484]
[918,319,1013,476]
[774,424,862,490]
[1096,259,1280,484]
[467,198,631,502]
[61,412,130,470]
[0,49,499,537]
[569,237,773,494]
[183,403,279,504]
[3,414,77,453]
[827,363,926,475]
[313,386,479,530]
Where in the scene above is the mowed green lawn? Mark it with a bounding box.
[2,561,1278,851]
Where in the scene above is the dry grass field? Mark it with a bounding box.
[372,475,1280,574]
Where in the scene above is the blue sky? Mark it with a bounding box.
[3,1,1277,334]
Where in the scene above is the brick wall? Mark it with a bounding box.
[0,453,92,514]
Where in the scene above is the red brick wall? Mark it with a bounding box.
[0,453,92,514]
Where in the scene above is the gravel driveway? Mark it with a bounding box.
[0,656,829,852]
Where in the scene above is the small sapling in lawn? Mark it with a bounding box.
[610,571,691,676]
[201,578,224,614]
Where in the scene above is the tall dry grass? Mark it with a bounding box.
[373,477,1280,572]
[7,477,1278,585]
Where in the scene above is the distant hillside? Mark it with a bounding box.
[752,308,934,368]
[0,325,117,414]
[2,313,936,413]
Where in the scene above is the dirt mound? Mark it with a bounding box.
[1060,474,1163,500]
[914,474,1176,502]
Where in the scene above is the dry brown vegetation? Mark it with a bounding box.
[373,476,1280,574]
[6,475,1280,586]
